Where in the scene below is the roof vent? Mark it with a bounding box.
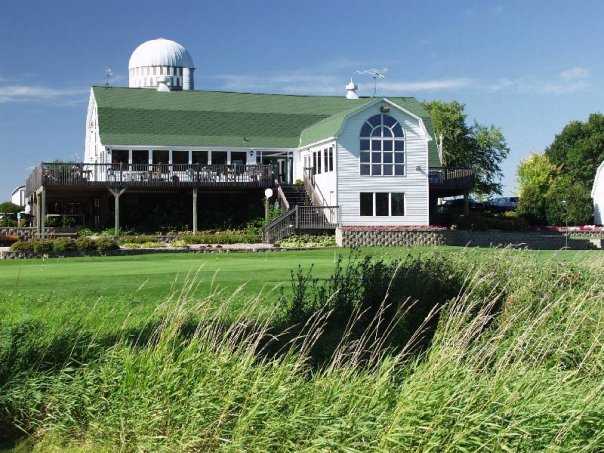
[156,76,171,92]
[345,79,359,99]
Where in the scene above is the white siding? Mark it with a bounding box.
[336,103,429,226]
[592,162,604,225]
[310,141,337,206]
[84,90,105,163]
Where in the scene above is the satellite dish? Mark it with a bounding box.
[264,188,274,199]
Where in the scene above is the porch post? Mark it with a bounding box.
[109,188,127,237]
[463,192,470,216]
[192,188,198,233]
[39,186,46,238]
[33,193,39,234]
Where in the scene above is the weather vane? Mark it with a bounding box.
[356,68,388,97]
[104,67,114,87]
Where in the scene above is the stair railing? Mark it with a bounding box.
[274,178,290,211]
[263,205,340,243]
[263,207,296,243]
[303,168,329,207]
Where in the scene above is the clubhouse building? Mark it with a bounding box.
[25,38,472,239]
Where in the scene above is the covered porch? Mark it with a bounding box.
[26,162,274,235]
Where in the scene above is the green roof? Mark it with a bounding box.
[93,86,441,167]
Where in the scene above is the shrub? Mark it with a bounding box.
[100,228,117,237]
[452,212,530,231]
[10,240,34,254]
[77,228,95,237]
[0,216,17,227]
[32,240,53,255]
[120,241,164,249]
[180,229,260,244]
[51,238,77,254]
[95,237,119,254]
[544,176,593,225]
[278,234,336,248]
[119,235,161,245]
[75,237,96,252]
[45,216,62,227]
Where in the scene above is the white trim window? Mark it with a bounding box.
[360,192,405,216]
[359,114,405,176]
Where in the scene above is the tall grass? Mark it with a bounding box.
[1,250,603,451]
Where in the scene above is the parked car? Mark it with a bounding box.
[440,198,485,212]
[487,197,519,212]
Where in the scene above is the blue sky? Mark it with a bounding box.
[2,0,603,198]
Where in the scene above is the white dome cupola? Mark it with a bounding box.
[128,38,195,91]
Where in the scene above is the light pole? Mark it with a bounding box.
[561,199,568,248]
[264,188,274,223]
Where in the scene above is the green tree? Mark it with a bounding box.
[546,113,604,186]
[544,176,593,225]
[0,202,21,214]
[423,100,474,168]
[516,153,556,224]
[423,100,510,196]
[471,123,511,195]
[530,113,604,225]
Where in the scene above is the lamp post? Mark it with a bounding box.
[264,188,273,223]
[561,199,568,248]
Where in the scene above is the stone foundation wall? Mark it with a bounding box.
[336,227,600,250]
[0,227,76,240]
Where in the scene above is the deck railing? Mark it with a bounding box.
[263,205,340,243]
[428,167,474,192]
[26,162,274,196]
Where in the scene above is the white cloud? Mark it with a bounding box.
[560,66,590,80]
[213,71,473,96]
[377,78,473,93]
[488,68,591,95]
[0,85,86,103]
[541,80,589,94]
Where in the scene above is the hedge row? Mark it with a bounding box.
[179,230,260,244]
[10,237,119,256]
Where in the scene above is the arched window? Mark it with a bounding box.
[360,114,405,176]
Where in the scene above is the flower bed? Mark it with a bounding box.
[179,229,261,245]
[277,234,336,249]
[10,237,119,258]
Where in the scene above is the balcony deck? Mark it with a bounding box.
[429,168,474,197]
[26,162,274,196]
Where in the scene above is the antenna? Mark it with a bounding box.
[356,68,387,97]
[104,67,114,87]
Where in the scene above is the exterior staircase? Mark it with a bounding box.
[263,205,340,243]
[280,184,310,207]
[263,178,339,243]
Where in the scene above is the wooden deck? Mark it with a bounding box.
[26,162,274,196]
[429,168,474,197]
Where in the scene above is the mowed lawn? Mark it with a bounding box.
[0,246,600,327]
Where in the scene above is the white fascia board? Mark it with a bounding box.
[301,137,337,149]
[383,98,432,140]
[103,144,299,152]
[330,97,430,142]
[297,100,379,148]
[330,98,383,141]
